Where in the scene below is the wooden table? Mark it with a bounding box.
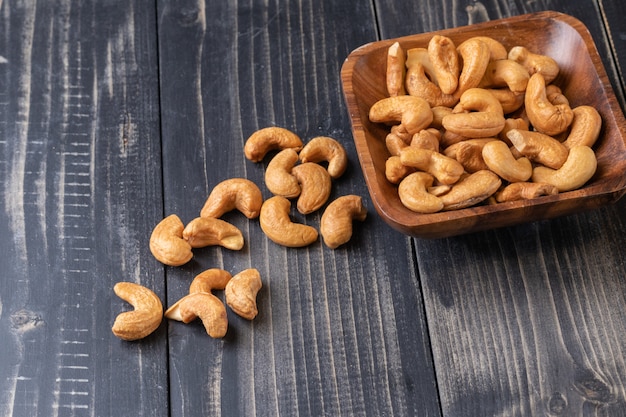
[1,1,625,416]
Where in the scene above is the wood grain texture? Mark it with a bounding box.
[0,1,167,416]
[157,0,439,416]
[374,1,626,416]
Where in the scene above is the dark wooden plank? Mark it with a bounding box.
[599,0,626,101]
[0,1,167,416]
[157,0,440,415]
[373,1,626,416]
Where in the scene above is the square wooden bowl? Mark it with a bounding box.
[341,11,626,238]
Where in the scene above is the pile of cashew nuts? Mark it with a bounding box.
[112,127,367,341]
[374,35,602,213]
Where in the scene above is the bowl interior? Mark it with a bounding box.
[342,11,626,238]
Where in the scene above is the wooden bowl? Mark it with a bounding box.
[341,11,626,239]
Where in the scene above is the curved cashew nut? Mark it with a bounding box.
[468,36,508,61]
[320,195,367,249]
[386,131,409,156]
[427,35,459,95]
[264,149,301,198]
[244,126,303,162]
[405,62,458,108]
[225,268,263,320]
[182,217,244,250]
[524,73,574,136]
[385,155,415,184]
[439,170,502,210]
[498,118,529,145]
[546,84,570,106]
[562,105,602,149]
[399,147,465,185]
[485,88,525,114]
[165,292,228,338]
[455,37,491,96]
[259,196,318,247]
[112,282,163,341]
[506,128,569,169]
[410,128,440,152]
[386,42,407,97]
[398,172,444,213]
[405,47,438,86]
[299,136,348,179]
[430,105,453,129]
[200,178,263,219]
[441,88,505,138]
[444,138,496,173]
[189,268,232,294]
[149,214,193,266]
[531,145,597,192]
[508,46,559,84]
[478,59,530,93]
[292,162,332,214]
[369,95,434,136]
[482,140,533,183]
[494,182,559,202]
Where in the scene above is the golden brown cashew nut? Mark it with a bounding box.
[385,131,409,156]
[455,37,491,96]
[444,138,497,173]
[498,118,529,145]
[469,36,508,61]
[299,136,348,179]
[399,147,465,185]
[182,217,244,250]
[201,178,263,219]
[244,126,303,162]
[506,128,569,169]
[427,35,459,95]
[485,88,525,114]
[439,170,502,210]
[441,88,506,138]
[292,162,332,214]
[320,195,367,249]
[478,59,530,93]
[524,73,574,136]
[410,128,440,152]
[264,149,301,198]
[385,155,415,184]
[386,42,407,97]
[494,182,559,202]
[398,172,444,213]
[149,214,193,266]
[561,105,602,149]
[405,47,438,86]
[112,282,163,341]
[508,46,560,84]
[259,196,318,247]
[189,268,232,294]
[481,140,533,183]
[369,95,434,136]
[405,61,458,108]
[165,292,228,338]
[225,268,262,320]
[531,145,597,192]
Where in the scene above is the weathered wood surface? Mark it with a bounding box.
[0,0,625,416]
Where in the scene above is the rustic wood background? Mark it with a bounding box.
[1,0,625,416]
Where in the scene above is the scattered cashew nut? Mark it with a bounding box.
[149,214,193,266]
[259,196,318,247]
[225,268,263,320]
[320,195,367,249]
[182,217,244,250]
[200,178,263,219]
[299,136,348,179]
[244,126,303,162]
[112,282,163,341]
[165,292,228,339]
[264,148,301,198]
[292,162,332,214]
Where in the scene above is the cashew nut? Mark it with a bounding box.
[430,105,453,129]
[494,182,559,202]
[244,126,303,162]
[561,105,602,149]
[200,178,263,219]
[441,88,506,138]
[320,195,367,249]
[455,37,491,96]
[428,35,459,95]
[385,155,415,184]
[506,128,569,169]
[482,139,533,183]
[531,145,597,192]
[292,162,332,214]
[498,118,529,145]
[468,36,508,61]
[225,268,262,320]
[189,268,233,294]
[508,46,559,84]
[485,88,525,114]
[405,61,458,107]
[264,148,301,198]
[369,95,434,136]
[182,217,244,250]
[410,128,440,152]
[439,170,502,210]
[386,42,407,97]
[259,196,318,247]
[299,136,348,179]
[478,59,530,93]
[165,292,228,338]
[444,138,496,173]
[398,172,444,213]
[399,146,465,185]
[112,282,163,341]
[524,73,574,136]
[149,214,193,266]
[385,131,409,156]
[405,47,438,86]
